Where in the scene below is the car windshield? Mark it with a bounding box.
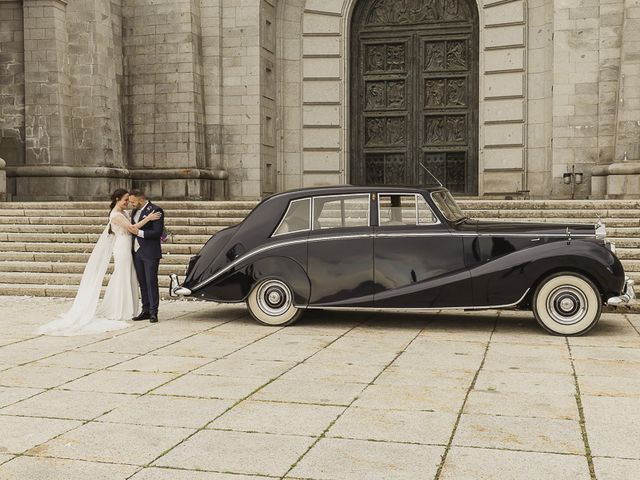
[431,190,467,222]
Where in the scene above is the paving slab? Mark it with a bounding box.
[579,374,640,397]
[108,354,211,374]
[0,456,138,480]
[153,372,267,399]
[211,399,343,436]
[289,437,444,480]
[154,429,315,477]
[474,370,576,395]
[63,369,177,395]
[0,386,42,408]
[32,350,136,370]
[0,390,135,420]
[374,364,476,388]
[453,413,584,454]
[439,446,590,480]
[464,390,578,420]
[99,394,233,428]
[129,467,267,480]
[352,383,467,413]
[194,357,296,379]
[326,406,457,445]
[278,361,383,384]
[593,457,640,480]
[0,415,81,454]
[251,378,366,406]
[0,365,90,389]
[582,396,640,459]
[28,421,194,465]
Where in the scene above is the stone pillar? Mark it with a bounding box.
[221,0,262,199]
[123,0,226,200]
[0,157,6,201]
[592,0,640,198]
[0,0,25,194]
[14,0,74,199]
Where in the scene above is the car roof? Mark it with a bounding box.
[266,185,448,202]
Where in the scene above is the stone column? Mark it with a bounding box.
[123,0,227,200]
[592,0,640,198]
[0,157,5,201]
[14,0,74,199]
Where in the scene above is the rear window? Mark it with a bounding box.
[313,194,370,230]
[273,198,311,236]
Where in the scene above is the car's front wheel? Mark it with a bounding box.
[533,273,602,336]
[247,278,302,326]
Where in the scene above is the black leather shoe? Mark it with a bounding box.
[132,311,151,321]
[150,315,158,323]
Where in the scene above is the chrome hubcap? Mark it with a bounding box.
[256,280,291,317]
[547,286,587,325]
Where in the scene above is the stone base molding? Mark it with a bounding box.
[0,157,5,201]
[6,166,228,201]
[592,162,640,199]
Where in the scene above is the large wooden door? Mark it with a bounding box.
[350,0,478,195]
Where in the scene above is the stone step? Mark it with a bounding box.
[0,271,174,288]
[0,216,245,226]
[458,200,640,210]
[0,233,214,244]
[0,224,233,235]
[467,209,640,219]
[0,283,181,300]
[0,201,259,210]
[0,251,193,264]
[0,242,200,255]
[0,209,253,218]
[0,261,184,275]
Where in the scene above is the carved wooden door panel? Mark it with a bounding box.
[351,0,478,195]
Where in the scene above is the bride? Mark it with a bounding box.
[38,189,162,336]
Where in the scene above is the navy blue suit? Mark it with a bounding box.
[131,202,164,316]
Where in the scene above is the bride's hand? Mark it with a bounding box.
[147,211,162,222]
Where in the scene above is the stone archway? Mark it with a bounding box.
[350,0,479,194]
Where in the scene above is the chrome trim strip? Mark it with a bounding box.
[298,288,531,311]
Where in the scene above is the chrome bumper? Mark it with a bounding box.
[169,274,192,297]
[607,277,636,306]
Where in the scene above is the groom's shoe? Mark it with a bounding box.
[132,311,151,321]
[150,314,158,324]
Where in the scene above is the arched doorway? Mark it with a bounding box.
[350,0,479,194]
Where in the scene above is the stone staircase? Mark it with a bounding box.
[0,199,638,308]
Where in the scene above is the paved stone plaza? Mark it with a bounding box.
[0,297,639,479]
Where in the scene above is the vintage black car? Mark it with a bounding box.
[170,186,635,335]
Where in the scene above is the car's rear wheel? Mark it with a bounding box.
[532,273,602,336]
[247,278,302,326]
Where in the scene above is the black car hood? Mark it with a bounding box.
[459,219,596,236]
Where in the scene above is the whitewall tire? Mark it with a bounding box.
[533,273,602,336]
[247,278,302,326]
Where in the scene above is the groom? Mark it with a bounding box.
[128,189,164,323]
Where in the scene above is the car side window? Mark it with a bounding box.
[273,198,311,236]
[313,194,370,230]
[379,194,437,226]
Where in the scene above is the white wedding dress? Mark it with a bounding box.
[38,210,140,336]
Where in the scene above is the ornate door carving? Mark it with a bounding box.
[350,0,478,194]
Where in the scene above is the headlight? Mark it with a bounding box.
[606,241,616,254]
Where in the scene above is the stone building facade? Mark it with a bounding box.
[0,0,639,201]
